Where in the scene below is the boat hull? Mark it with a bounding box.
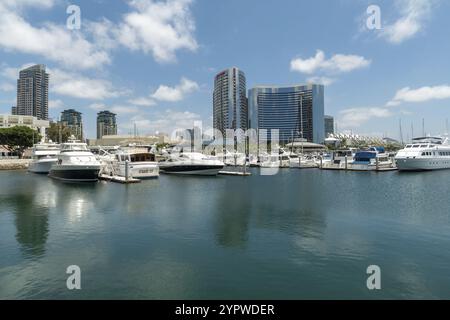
[160,165,223,176]
[49,165,101,182]
[28,159,58,174]
[395,158,450,171]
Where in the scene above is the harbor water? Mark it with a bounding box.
[1,168,450,299]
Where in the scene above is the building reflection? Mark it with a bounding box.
[214,182,252,248]
[7,193,50,258]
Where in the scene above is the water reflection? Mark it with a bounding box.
[0,193,49,258]
[214,186,251,248]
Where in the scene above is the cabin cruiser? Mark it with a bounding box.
[351,146,395,170]
[159,152,224,175]
[289,153,319,169]
[101,150,159,179]
[220,150,246,166]
[49,141,102,182]
[395,137,450,171]
[28,142,60,174]
[260,153,290,168]
[319,149,354,169]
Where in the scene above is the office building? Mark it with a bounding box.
[213,67,248,135]
[16,64,49,120]
[0,114,49,141]
[97,110,117,139]
[324,115,334,138]
[248,84,325,144]
[60,109,83,140]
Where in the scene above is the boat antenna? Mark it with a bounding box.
[422,118,425,137]
[399,119,404,145]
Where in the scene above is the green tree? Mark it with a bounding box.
[0,126,40,158]
[47,122,71,143]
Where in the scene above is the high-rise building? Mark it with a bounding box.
[248,84,325,144]
[97,110,117,139]
[11,106,17,115]
[324,115,334,138]
[213,67,248,135]
[60,109,83,140]
[16,64,49,120]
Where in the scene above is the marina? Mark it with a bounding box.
[1,167,450,299]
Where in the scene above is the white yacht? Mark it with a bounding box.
[159,152,224,176]
[49,141,102,182]
[260,153,290,168]
[395,137,450,171]
[289,153,318,169]
[101,150,159,179]
[28,142,60,174]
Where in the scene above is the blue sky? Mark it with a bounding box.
[0,0,449,140]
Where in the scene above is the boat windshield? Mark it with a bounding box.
[61,144,88,151]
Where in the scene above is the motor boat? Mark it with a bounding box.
[49,141,102,182]
[351,146,395,170]
[289,153,319,169]
[395,136,450,171]
[159,152,224,176]
[101,150,159,179]
[28,142,60,174]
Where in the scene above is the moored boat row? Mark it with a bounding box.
[26,135,450,182]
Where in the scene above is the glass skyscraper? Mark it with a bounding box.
[248,84,325,144]
[213,67,248,135]
[324,115,334,138]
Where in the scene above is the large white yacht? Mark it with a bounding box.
[159,152,224,176]
[28,142,60,174]
[395,137,450,171]
[49,141,102,182]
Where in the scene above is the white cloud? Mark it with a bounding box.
[89,103,139,114]
[115,0,198,63]
[127,97,156,107]
[306,76,336,86]
[339,107,393,128]
[387,85,450,106]
[49,99,64,109]
[122,110,202,135]
[381,0,434,44]
[50,68,126,100]
[0,3,110,70]
[290,50,371,75]
[0,82,15,92]
[152,77,199,102]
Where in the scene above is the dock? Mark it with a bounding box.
[99,174,141,184]
[320,166,398,172]
[219,171,252,176]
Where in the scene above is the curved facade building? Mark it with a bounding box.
[248,84,324,144]
[213,67,248,134]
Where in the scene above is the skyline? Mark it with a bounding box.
[0,0,450,139]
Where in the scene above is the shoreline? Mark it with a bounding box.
[0,159,31,170]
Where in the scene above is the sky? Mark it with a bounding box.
[0,0,449,140]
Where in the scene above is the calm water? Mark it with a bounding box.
[1,168,450,299]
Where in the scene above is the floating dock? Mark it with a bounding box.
[99,174,141,184]
[219,171,252,176]
[320,166,398,172]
